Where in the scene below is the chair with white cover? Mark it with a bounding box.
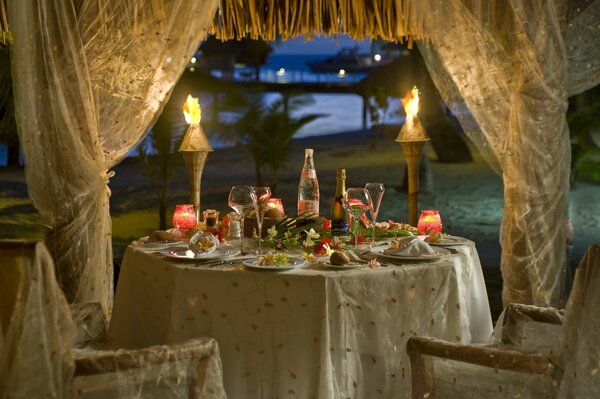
[407,244,600,398]
[0,240,227,398]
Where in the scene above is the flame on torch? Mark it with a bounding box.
[402,86,420,130]
[183,95,201,125]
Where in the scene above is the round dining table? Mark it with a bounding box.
[109,239,492,399]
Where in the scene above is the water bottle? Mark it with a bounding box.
[297,149,320,222]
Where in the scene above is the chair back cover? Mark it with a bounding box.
[0,240,76,398]
[558,244,600,397]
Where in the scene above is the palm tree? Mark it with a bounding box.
[223,93,325,190]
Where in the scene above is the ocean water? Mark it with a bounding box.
[0,54,402,165]
[216,53,403,139]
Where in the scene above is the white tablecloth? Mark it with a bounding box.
[110,241,492,398]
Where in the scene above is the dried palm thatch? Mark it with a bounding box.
[209,0,423,44]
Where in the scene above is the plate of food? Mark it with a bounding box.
[321,261,363,269]
[161,245,240,261]
[320,251,364,269]
[139,236,181,248]
[426,235,468,247]
[242,252,305,271]
[373,246,451,261]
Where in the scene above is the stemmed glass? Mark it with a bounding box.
[343,188,373,249]
[228,186,257,255]
[253,186,271,254]
[365,183,385,245]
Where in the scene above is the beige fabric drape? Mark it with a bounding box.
[8,0,219,312]
[0,241,75,398]
[415,0,600,307]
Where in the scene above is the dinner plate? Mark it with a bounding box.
[321,261,364,269]
[139,236,182,248]
[242,257,305,271]
[161,245,240,261]
[372,246,451,261]
[427,235,468,247]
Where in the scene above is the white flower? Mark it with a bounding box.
[266,225,278,240]
[322,243,334,256]
[302,252,316,263]
[303,236,315,248]
[304,228,320,239]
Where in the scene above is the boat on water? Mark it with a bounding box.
[306,46,395,74]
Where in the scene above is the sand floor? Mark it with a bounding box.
[1,128,599,319]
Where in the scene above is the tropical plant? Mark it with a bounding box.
[221,93,325,190]
[138,107,184,229]
[568,102,600,184]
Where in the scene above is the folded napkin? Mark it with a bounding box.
[189,231,219,255]
[384,236,435,256]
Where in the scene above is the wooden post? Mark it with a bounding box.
[400,141,425,226]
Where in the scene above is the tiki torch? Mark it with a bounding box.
[396,86,429,227]
[179,95,213,220]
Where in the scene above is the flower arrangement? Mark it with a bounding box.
[185,212,417,259]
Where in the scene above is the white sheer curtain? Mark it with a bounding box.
[415,0,600,307]
[8,0,218,313]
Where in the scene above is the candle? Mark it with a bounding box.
[417,209,442,234]
[172,204,198,231]
[266,198,285,215]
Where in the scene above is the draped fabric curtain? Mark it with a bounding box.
[415,0,600,307]
[8,0,218,313]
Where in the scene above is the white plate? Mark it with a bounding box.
[372,246,451,261]
[427,235,468,247]
[243,257,305,271]
[139,236,182,248]
[321,261,364,269]
[161,245,240,261]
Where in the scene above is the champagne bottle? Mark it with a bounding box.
[297,149,320,223]
[331,168,349,233]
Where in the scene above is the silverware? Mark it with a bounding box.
[198,256,255,267]
[347,250,389,267]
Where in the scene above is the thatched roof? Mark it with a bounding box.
[209,0,419,44]
[0,0,420,45]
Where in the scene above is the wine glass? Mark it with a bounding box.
[365,183,385,245]
[228,186,257,254]
[343,188,373,249]
[253,186,272,254]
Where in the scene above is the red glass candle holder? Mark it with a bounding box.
[266,198,285,215]
[172,204,197,231]
[417,209,442,234]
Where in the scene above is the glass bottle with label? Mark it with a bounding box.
[331,168,349,233]
[297,148,320,220]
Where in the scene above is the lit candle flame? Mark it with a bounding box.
[183,95,201,125]
[402,86,420,130]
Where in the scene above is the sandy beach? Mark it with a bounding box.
[1,127,599,319]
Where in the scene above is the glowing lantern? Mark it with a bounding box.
[417,210,443,234]
[172,204,198,230]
